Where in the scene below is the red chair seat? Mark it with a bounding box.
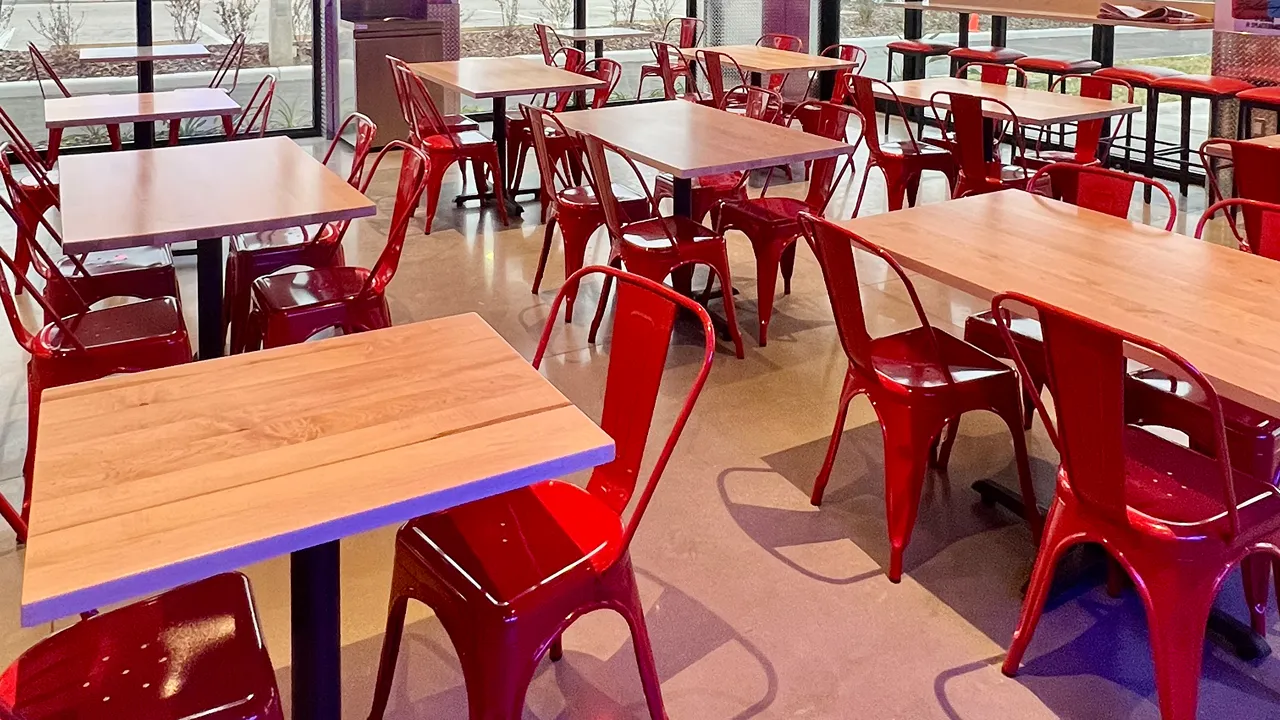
[621,215,722,251]
[871,325,1012,391]
[38,297,186,352]
[1015,57,1102,74]
[0,573,281,720]
[232,224,335,253]
[1149,74,1254,96]
[558,183,645,209]
[56,245,173,279]
[948,46,1027,64]
[717,196,808,229]
[443,114,479,132]
[880,140,954,159]
[422,130,497,152]
[1094,65,1185,85]
[397,480,624,605]
[1236,85,1280,105]
[886,40,956,55]
[252,266,370,312]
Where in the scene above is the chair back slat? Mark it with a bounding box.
[27,44,70,99]
[230,75,276,139]
[210,34,247,92]
[580,58,622,109]
[1197,198,1280,259]
[363,141,429,296]
[1028,162,1176,230]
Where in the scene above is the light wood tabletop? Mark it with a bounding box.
[20,313,616,626]
[678,44,859,73]
[558,99,853,178]
[880,77,1140,125]
[57,136,376,255]
[555,26,652,40]
[881,0,1213,27]
[79,43,212,62]
[409,56,606,98]
[44,87,239,128]
[1203,134,1280,159]
[837,189,1280,417]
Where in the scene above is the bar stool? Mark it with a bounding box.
[885,40,956,83]
[947,46,1025,77]
[1143,73,1255,198]
[1014,56,1102,92]
[1236,85,1280,138]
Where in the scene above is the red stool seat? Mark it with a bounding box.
[1236,85,1280,104]
[886,39,956,55]
[1149,74,1254,96]
[1015,57,1102,74]
[1094,64,1185,85]
[948,46,1027,64]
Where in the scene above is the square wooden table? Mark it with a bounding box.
[557,99,853,216]
[555,25,651,57]
[57,137,376,360]
[879,76,1141,126]
[410,57,606,215]
[20,313,615,720]
[79,43,211,62]
[44,87,240,160]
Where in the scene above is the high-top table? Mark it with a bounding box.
[20,314,615,720]
[57,137,376,360]
[79,43,211,62]
[43,87,240,161]
[555,25,651,58]
[409,57,606,215]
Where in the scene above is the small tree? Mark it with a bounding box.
[495,0,520,27]
[170,0,202,43]
[30,0,84,49]
[291,0,311,46]
[215,0,259,41]
[538,0,572,27]
[0,0,15,36]
[644,0,674,24]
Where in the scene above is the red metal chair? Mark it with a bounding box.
[582,134,745,358]
[30,43,121,162]
[0,573,282,720]
[955,60,1028,86]
[0,189,190,542]
[1197,197,1280,259]
[167,33,248,143]
[387,54,477,197]
[995,290,1280,720]
[223,113,378,354]
[930,90,1033,198]
[0,112,59,292]
[226,74,276,140]
[1023,74,1134,168]
[505,46,587,192]
[653,85,783,223]
[1199,137,1280,206]
[712,100,860,346]
[637,17,704,99]
[849,74,957,215]
[800,213,1039,581]
[0,146,179,318]
[243,141,427,350]
[391,60,509,231]
[755,33,804,93]
[534,23,565,64]
[649,40,701,102]
[526,104,648,321]
[789,43,866,126]
[367,264,715,720]
[693,48,747,109]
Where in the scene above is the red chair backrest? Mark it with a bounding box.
[210,33,247,92]
[545,47,587,111]
[523,104,579,201]
[1200,139,1280,206]
[534,24,562,64]
[0,106,55,179]
[1050,74,1133,163]
[532,265,715,545]
[362,140,429,297]
[580,134,667,247]
[782,101,860,213]
[694,49,746,108]
[0,149,85,287]
[755,33,804,91]
[817,43,867,104]
[650,41,689,101]
[931,90,1026,194]
[664,17,705,48]
[799,212,949,389]
[389,59,456,147]
[27,44,70,99]
[720,84,784,123]
[1197,198,1280,259]
[580,58,622,109]
[848,74,920,159]
[315,112,378,245]
[1027,162,1176,231]
[230,75,276,139]
[991,291,1237,535]
[956,61,1026,86]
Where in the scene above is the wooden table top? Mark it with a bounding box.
[557,100,853,178]
[880,77,1140,125]
[555,26,652,40]
[1203,134,1280,159]
[409,57,606,98]
[678,44,859,73]
[837,189,1280,417]
[79,43,211,62]
[44,88,239,128]
[881,0,1213,28]
[20,314,615,626]
[58,137,376,254]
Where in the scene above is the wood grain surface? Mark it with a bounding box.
[677,45,861,73]
[879,77,1140,125]
[409,57,606,98]
[555,26,653,40]
[79,43,212,62]
[45,88,239,128]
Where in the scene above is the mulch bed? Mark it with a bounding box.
[0,42,313,83]
[462,22,661,57]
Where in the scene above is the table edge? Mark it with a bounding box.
[876,84,1140,125]
[408,60,608,98]
[44,89,240,128]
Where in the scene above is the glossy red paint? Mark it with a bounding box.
[366,265,716,720]
[755,32,804,92]
[637,17,704,100]
[1023,74,1134,166]
[800,214,1040,582]
[227,75,276,140]
[504,46,587,193]
[1198,197,1280,258]
[930,90,1034,198]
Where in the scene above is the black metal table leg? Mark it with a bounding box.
[991,15,1008,47]
[672,177,693,218]
[958,13,970,48]
[135,0,154,149]
[983,117,996,162]
[292,541,342,720]
[489,96,523,217]
[904,8,925,80]
[594,39,604,59]
[1090,24,1115,67]
[196,237,223,360]
[750,71,763,87]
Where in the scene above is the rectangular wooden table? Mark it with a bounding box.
[880,76,1140,126]
[57,137,376,360]
[678,44,859,74]
[410,57,606,214]
[1203,133,1280,159]
[79,43,211,62]
[557,99,853,216]
[555,25,651,57]
[20,314,615,720]
[44,87,239,160]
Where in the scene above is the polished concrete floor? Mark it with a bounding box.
[2,124,1280,720]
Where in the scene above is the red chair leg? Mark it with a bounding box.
[703,252,745,359]
[453,621,541,720]
[1003,502,1085,675]
[884,167,911,212]
[368,563,416,720]
[1242,554,1271,636]
[994,393,1044,540]
[479,148,511,226]
[1134,558,1217,720]
[45,128,63,165]
[752,238,785,347]
[19,367,40,542]
[812,369,861,506]
[422,153,452,233]
[587,254,623,343]
[878,399,945,582]
[557,212,600,323]
[169,119,181,146]
[612,556,668,720]
[107,124,122,151]
[531,215,556,297]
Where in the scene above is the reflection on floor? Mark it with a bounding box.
[2,124,1278,719]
